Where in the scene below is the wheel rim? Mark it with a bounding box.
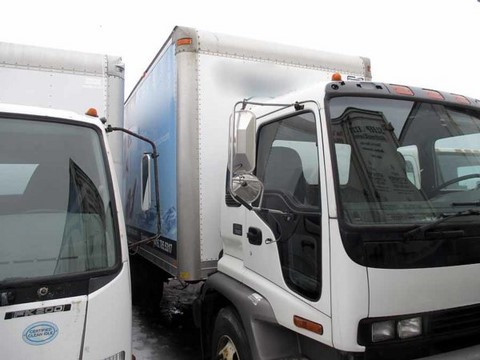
[216,335,239,360]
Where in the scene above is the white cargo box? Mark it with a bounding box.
[123,26,371,280]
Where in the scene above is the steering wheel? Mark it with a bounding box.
[433,173,480,193]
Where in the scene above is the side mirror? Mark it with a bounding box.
[228,110,263,205]
[335,143,352,185]
[397,145,421,189]
[141,153,152,211]
[229,110,257,174]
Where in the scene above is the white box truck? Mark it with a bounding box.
[123,26,480,360]
[0,43,131,360]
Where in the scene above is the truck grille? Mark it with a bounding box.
[428,303,480,335]
[364,303,480,360]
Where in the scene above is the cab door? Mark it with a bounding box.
[243,105,331,315]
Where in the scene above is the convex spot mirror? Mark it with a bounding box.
[231,173,264,204]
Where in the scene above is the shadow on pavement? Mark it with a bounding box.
[132,280,202,360]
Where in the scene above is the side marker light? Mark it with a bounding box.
[294,315,323,335]
[177,38,193,46]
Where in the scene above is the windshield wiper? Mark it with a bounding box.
[404,209,480,240]
[452,201,480,207]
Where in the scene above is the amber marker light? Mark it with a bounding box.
[176,38,193,46]
[391,85,414,96]
[452,94,470,105]
[293,315,323,335]
[85,108,98,117]
[331,72,342,81]
[423,89,444,100]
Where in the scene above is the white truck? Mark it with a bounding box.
[0,43,131,360]
[123,26,480,360]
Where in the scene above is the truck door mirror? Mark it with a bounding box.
[228,110,263,205]
[141,153,152,211]
[335,143,352,185]
[229,110,257,175]
[397,145,421,189]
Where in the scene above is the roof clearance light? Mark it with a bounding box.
[85,108,98,117]
[332,72,342,81]
[453,94,470,105]
[424,89,444,100]
[391,85,414,96]
[293,315,323,335]
[176,38,193,46]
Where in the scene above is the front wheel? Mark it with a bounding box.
[212,307,252,360]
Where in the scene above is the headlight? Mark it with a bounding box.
[397,317,422,339]
[372,320,395,343]
[368,317,423,344]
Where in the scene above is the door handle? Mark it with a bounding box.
[247,227,262,246]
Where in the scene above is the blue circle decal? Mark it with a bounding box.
[22,321,59,345]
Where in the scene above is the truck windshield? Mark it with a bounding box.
[0,117,117,283]
[328,96,480,268]
[329,96,480,225]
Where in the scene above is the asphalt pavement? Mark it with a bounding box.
[132,280,202,359]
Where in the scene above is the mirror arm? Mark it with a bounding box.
[253,207,291,217]
[232,192,253,211]
[228,104,238,194]
[106,125,162,237]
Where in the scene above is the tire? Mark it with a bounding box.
[211,307,252,360]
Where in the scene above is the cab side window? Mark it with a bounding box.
[257,113,320,210]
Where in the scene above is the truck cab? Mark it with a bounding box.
[203,80,480,360]
[0,104,131,360]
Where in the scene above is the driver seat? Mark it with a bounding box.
[263,146,307,204]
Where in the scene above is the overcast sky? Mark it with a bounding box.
[1,0,479,99]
